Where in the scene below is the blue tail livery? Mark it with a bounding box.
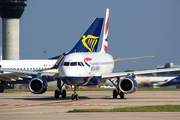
[49,18,104,60]
[68,18,104,54]
[50,18,104,69]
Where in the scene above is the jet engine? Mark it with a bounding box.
[119,77,137,94]
[29,78,48,94]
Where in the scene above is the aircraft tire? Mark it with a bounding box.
[0,86,4,93]
[75,94,78,100]
[120,92,124,99]
[62,90,66,98]
[113,90,117,98]
[55,90,59,98]
[71,94,75,100]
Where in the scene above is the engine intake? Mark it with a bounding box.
[29,78,48,94]
[119,77,137,94]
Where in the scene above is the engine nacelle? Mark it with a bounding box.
[29,78,48,94]
[119,77,137,94]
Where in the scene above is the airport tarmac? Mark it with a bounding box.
[0,90,180,120]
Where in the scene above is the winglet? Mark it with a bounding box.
[51,53,66,69]
[100,8,109,53]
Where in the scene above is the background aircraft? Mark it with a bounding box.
[155,75,180,87]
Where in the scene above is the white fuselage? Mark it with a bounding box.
[0,59,58,79]
[0,59,58,83]
[58,52,114,86]
[0,60,57,71]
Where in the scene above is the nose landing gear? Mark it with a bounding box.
[71,85,78,100]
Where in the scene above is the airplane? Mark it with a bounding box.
[154,75,180,87]
[0,16,104,93]
[1,8,180,100]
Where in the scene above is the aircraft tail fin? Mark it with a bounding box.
[49,18,104,60]
[100,8,109,53]
[68,18,104,54]
[48,17,104,69]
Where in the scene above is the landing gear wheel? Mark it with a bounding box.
[71,94,78,100]
[62,90,66,98]
[110,78,126,99]
[55,90,59,98]
[71,85,79,100]
[71,94,75,100]
[113,90,117,98]
[0,86,4,93]
[120,92,124,99]
[75,94,79,100]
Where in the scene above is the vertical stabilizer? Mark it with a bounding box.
[100,8,109,53]
[50,18,104,69]
[49,18,104,60]
[68,18,104,54]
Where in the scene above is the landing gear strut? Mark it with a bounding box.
[71,85,78,100]
[55,78,66,99]
[109,78,124,99]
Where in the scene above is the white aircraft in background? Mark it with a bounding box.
[0,9,180,100]
[137,76,175,87]
[153,75,180,87]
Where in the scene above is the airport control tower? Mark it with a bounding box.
[0,0,27,60]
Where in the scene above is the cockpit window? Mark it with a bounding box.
[62,61,84,67]
[70,62,77,66]
[63,62,69,66]
[78,62,84,66]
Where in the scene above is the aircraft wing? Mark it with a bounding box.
[0,68,59,81]
[0,72,32,81]
[101,68,180,80]
[114,56,154,62]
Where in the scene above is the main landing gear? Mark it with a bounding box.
[0,86,4,93]
[71,85,78,100]
[55,79,66,99]
[109,78,124,99]
[113,89,124,99]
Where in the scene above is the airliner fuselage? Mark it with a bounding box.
[58,52,114,86]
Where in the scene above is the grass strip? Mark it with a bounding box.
[68,105,180,112]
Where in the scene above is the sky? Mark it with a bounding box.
[0,0,180,72]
